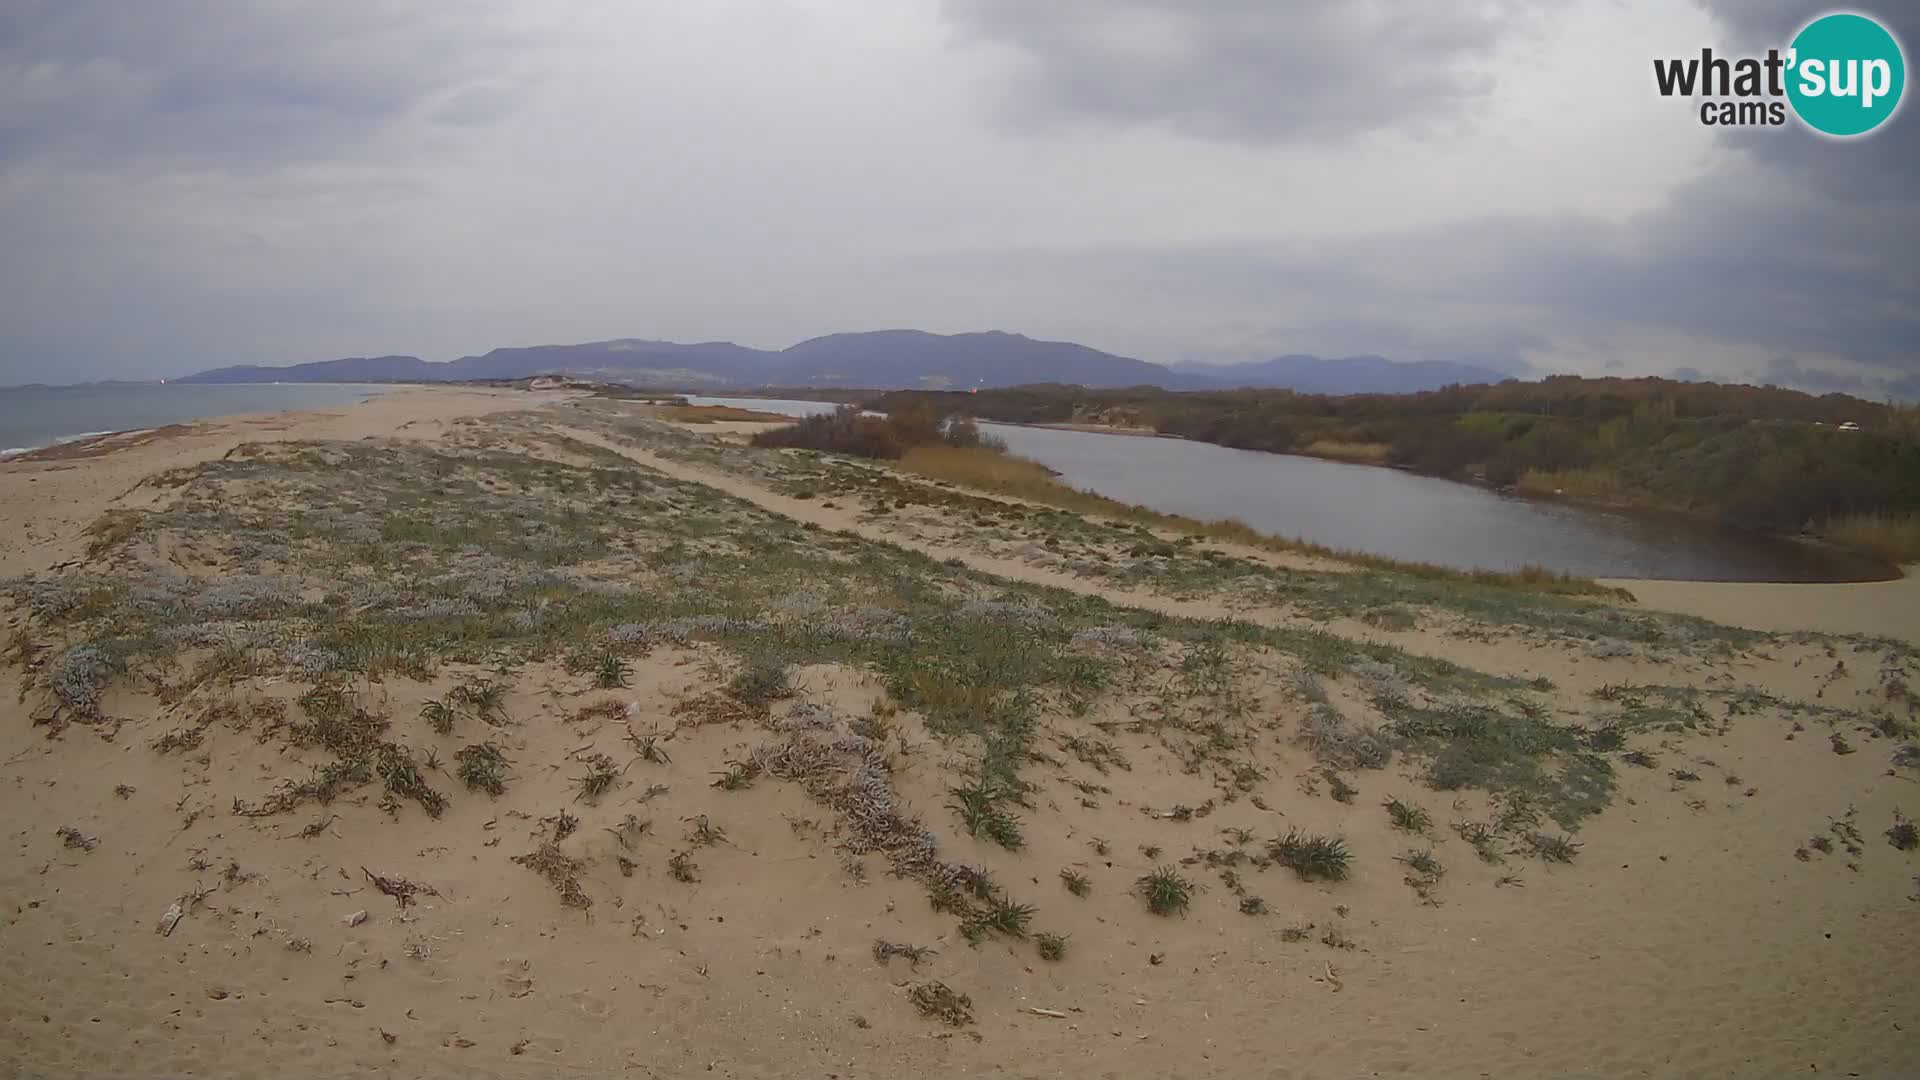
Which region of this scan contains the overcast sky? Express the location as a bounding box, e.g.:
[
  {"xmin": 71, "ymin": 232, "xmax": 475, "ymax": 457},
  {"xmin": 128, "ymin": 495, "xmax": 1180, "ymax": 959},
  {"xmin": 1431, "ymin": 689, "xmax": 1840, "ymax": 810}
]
[{"xmin": 1, "ymin": 1, "xmax": 1914, "ymax": 395}]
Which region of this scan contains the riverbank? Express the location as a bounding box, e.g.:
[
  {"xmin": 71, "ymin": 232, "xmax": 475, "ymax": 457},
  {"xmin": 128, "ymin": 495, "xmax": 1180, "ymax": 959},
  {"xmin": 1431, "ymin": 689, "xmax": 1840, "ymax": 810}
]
[
  {"xmin": 996, "ymin": 422, "xmax": 1910, "ymax": 581},
  {"xmin": 3, "ymin": 391, "xmax": 1917, "ymax": 1077},
  {"xmin": 701, "ymin": 395, "xmax": 1902, "ymax": 583},
  {"xmin": 1038, "ymin": 422, "xmax": 1911, "ymax": 579},
  {"xmin": 866, "ymin": 384, "xmax": 1920, "ymax": 574},
  {"xmin": 680, "ymin": 406, "xmax": 1920, "ymax": 643}
]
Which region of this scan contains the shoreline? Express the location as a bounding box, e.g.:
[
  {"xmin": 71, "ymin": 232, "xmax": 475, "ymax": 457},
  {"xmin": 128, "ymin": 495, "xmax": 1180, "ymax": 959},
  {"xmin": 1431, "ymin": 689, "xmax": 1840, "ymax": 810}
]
[
  {"xmin": 0, "ymin": 382, "xmax": 395, "ymax": 459},
  {"xmin": 0, "ymin": 428, "xmax": 120, "ymax": 458}
]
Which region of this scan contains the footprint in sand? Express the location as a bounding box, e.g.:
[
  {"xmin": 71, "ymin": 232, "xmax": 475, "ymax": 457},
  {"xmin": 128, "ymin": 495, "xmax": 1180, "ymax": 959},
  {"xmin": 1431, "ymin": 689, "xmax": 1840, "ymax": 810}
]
[{"xmin": 565, "ymin": 990, "xmax": 612, "ymax": 1020}]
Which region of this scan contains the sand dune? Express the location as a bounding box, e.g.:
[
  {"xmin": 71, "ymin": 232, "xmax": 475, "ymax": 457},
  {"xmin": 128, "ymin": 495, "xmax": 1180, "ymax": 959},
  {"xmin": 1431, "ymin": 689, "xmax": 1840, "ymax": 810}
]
[{"xmin": 2, "ymin": 388, "xmax": 1916, "ymax": 1078}]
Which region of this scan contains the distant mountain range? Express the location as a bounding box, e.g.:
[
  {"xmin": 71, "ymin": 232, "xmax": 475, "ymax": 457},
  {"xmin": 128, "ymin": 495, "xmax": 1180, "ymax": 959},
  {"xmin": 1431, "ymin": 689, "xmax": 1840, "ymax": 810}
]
[{"xmin": 178, "ymin": 330, "xmax": 1516, "ymax": 395}]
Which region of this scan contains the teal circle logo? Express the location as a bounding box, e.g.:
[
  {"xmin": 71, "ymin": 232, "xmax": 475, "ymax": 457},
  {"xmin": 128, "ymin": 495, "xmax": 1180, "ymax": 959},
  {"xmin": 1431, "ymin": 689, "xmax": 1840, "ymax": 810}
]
[{"xmin": 1787, "ymin": 12, "xmax": 1905, "ymax": 136}]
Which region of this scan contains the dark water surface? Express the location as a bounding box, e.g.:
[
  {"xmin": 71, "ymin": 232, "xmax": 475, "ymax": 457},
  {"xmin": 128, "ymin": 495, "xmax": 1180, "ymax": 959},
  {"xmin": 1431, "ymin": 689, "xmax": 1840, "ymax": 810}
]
[
  {"xmin": 691, "ymin": 396, "xmax": 1890, "ymax": 582},
  {"xmin": 0, "ymin": 383, "xmax": 389, "ymax": 456}
]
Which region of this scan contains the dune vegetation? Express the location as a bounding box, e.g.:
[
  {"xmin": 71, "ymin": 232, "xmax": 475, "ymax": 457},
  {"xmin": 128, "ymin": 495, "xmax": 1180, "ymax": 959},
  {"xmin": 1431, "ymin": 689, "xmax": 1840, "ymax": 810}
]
[{"xmin": 6, "ymin": 394, "xmax": 1919, "ymax": 1077}]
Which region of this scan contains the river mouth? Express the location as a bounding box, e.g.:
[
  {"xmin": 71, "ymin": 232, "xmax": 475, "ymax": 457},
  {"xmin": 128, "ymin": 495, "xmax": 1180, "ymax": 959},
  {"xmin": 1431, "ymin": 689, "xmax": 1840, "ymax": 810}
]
[{"xmin": 685, "ymin": 396, "xmax": 1898, "ymax": 584}]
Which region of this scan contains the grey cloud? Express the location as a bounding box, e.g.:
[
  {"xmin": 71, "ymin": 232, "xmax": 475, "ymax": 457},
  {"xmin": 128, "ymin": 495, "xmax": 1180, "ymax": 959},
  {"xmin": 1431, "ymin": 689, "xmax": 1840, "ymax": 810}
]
[
  {"xmin": 935, "ymin": 0, "xmax": 1920, "ymax": 391},
  {"xmin": 0, "ymin": 0, "xmax": 531, "ymax": 168},
  {"xmin": 2, "ymin": 0, "xmax": 1916, "ymax": 396},
  {"xmin": 1493, "ymin": 186, "xmax": 1920, "ymax": 366},
  {"xmin": 1695, "ymin": 1, "xmax": 1920, "ymax": 201},
  {"xmin": 900, "ymin": 134, "xmax": 1919, "ymax": 394},
  {"xmin": 1696, "ymin": 0, "xmax": 1832, "ymax": 47},
  {"xmin": 943, "ymin": 0, "xmax": 1562, "ymax": 142},
  {"xmin": 1762, "ymin": 356, "xmax": 1870, "ymax": 393},
  {"xmin": 425, "ymin": 84, "xmax": 522, "ymax": 127}
]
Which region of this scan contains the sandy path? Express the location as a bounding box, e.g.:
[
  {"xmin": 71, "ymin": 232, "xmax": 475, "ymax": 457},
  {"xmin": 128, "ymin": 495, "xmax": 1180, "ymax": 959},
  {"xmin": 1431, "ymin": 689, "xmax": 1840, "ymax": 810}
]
[
  {"xmin": 560, "ymin": 427, "xmax": 1208, "ymax": 598},
  {"xmin": 1604, "ymin": 573, "xmax": 1920, "ymax": 644},
  {"xmin": 564, "ymin": 426, "xmax": 1854, "ymax": 700},
  {"xmin": 0, "ymin": 387, "xmax": 579, "ymax": 579},
  {"xmin": 557, "ymin": 427, "xmax": 1542, "ymax": 671}
]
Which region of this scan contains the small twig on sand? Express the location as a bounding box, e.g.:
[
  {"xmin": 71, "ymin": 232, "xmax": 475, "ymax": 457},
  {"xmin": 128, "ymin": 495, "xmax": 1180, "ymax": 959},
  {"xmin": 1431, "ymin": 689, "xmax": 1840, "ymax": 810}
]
[
  {"xmin": 291, "ymin": 815, "xmax": 337, "ymax": 839},
  {"xmin": 362, "ymin": 866, "xmax": 437, "ymax": 908}
]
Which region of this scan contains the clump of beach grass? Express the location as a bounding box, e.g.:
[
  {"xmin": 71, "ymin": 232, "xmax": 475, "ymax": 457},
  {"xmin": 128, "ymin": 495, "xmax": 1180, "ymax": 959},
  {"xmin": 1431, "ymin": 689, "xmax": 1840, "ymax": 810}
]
[
  {"xmin": 908, "ymin": 981, "xmax": 974, "ymax": 1026},
  {"xmin": 1136, "ymin": 866, "xmax": 1193, "ymax": 915},
  {"xmin": 448, "ymin": 676, "xmax": 509, "ymax": 724},
  {"xmin": 1887, "ymin": 811, "xmax": 1918, "ymax": 851},
  {"xmin": 970, "ymin": 893, "xmax": 1035, "ymax": 939},
  {"xmin": 373, "ymin": 744, "xmax": 447, "ymax": 817},
  {"xmin": 1270, "ymin": 830, "xmax": 1352, "ymax": 882},
  {"xmin": 418, "ymin": 697, "xmax": 457, "ymax": 734},
  {"xmin": 873, "ymin": 939, "xmax": 938, "ymax": 970},
  {"xmin": 727, "ymin": 658, "xmax": 792, "ymax": 706},
  {"xmin": 1059, "ymin": 868, "xmax": 1091, "ymax": 896},
  {"xmin": 591, "ymin": 652, "xmax": 631, "ymax": 689},
  {"xmin": 1385, "ymin": 796, "xmax": 1430, "ymax": 833},
  {"xmin": 1523, "ymin": 832, "xmax": 1582, "ymax": 863},
  {"xmin": 574, "ymin": 753, "xmax": 621, "ymax": 803},
  {"xmin": 947, "ymin": 775, "xmax": 1024, "ymax": 850},
  {"xmin": 455, "ymin": 741, "xmax": 510, "ymax": 796},
  {"xmin": 513, "ymin": 843, "xmax": 591, "ymax": 909},
  {"xmin": 667, "ymin": 850, "xmax": 700, "ymax": 882},
  {"xmin": 711, "ymin": 759, "xmax": 760, "ymax": 791}
]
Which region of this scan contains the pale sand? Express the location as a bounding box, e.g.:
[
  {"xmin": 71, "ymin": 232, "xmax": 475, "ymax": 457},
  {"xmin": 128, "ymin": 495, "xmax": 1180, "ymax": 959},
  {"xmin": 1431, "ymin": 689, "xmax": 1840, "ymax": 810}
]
[
  {"xmin": 1604, "ymin": 573, "xmax": 1920, "ymax": 645},
  {"xmin": 0, "ymin": 386, "xmax": 578, "ymax": 579},
  {"xmin": 2, "ymin": 391, "xmax": 1917, "ymax": 1078}
]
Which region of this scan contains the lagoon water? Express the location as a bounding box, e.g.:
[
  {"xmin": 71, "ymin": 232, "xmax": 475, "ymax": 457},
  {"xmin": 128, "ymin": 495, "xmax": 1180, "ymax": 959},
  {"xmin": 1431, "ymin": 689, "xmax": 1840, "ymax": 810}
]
[
  {"xmin": 0, "ymin": 383, "xmax": 389, "ymax": 456},
  {"xmin": 688, "ymin": 395, "xmax": 1888, "ymax": 583}
]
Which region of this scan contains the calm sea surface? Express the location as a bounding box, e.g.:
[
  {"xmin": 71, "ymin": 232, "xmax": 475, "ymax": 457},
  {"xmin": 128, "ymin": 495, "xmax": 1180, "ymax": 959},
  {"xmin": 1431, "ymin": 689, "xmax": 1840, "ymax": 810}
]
[
  {"xmin": 687, "ymin": 395, "xmax": 1890, "ymax": 583},
  {"xmin": 0, "ymin": 383, "xmax": 389, "ymax": 456}
]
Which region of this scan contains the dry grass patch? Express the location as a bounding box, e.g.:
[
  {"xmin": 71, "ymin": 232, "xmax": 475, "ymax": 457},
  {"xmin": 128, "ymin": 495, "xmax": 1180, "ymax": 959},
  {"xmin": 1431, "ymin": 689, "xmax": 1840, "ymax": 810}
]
[
  {"xmin": 653, "ymin": 404, "xmax": 789, "ymax": 424},
  {"xmin": 1820, "ymin": 512, "xmax": 1920, "ymax": 563},
  {"xmin": 513, "ymin": 843, "xmax": 591, "ymax": 909},
  {"xmin": 1303, "ymin": 440, "xmax": 1391, "ymax": 464}
]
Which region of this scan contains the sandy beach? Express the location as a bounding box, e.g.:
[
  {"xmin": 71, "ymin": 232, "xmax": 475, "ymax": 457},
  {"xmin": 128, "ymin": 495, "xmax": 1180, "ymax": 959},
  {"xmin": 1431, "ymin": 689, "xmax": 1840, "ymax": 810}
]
[
  {"xmin": 1603, "ymin": 574, "xmax": 1920, "ymax": 645},
  {"xmin": 3, "ymin": 386, "xmax": 1916, "ymax": 1078}
]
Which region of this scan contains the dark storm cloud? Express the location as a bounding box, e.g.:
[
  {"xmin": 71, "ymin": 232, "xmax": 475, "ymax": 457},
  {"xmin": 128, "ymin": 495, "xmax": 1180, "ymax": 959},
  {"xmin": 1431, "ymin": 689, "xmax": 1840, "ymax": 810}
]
[
  {"xmin": 1496, "ymin": 179, "xmax": 1920, "ymax": 365},
  {"xmin": 0, "ymin": 0, "xmax": 527, "ymax": 168},
  {"xmin": 1682, "ymin": 2, "xmax": 1920, "ymax": 388},
  {"xmin": 943, "ymin": 0, "xmax": 1562, "ymax": 141},
  {"xmin": 1764, "ymin": 355, "xmax": 1869, "ymax": 392}
]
